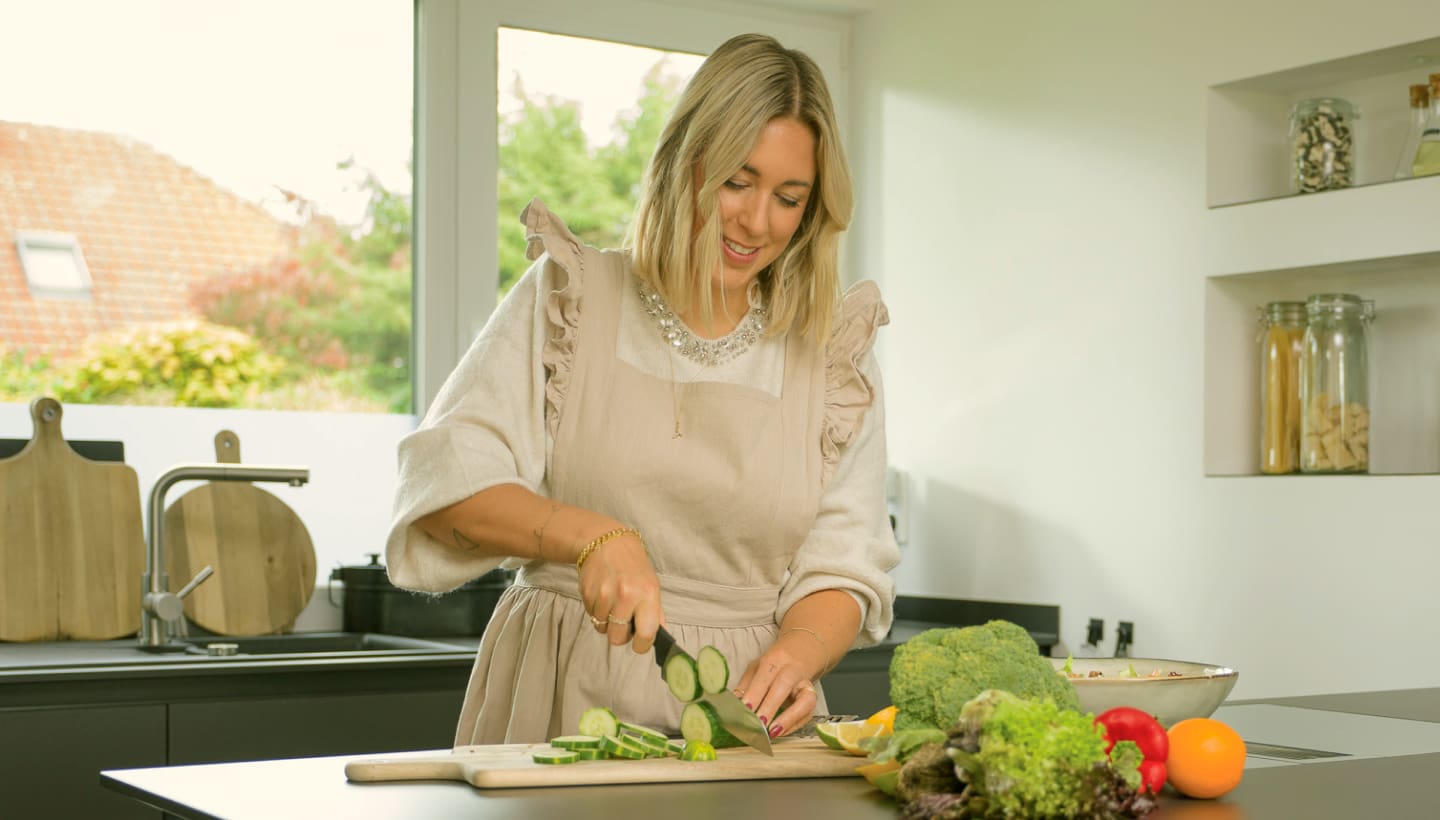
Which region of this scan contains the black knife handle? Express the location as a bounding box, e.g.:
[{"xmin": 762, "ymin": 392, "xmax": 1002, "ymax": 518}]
[{"xmin": 653, "ymin": 625, "xmax": 675, "ymax": 670}]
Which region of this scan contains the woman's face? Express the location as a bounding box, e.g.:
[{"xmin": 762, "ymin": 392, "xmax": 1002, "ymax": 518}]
[{"xmin": 703, "ymin": 116, "xmax": 816, "ymax": 301}]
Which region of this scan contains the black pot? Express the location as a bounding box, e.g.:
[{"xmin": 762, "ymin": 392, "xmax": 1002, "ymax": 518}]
[{"xmin": 330, "ymin": 554, "xmax": 513, "ymax": 637}]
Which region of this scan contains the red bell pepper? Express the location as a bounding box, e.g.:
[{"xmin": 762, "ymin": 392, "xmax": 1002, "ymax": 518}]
[{"xmin": 1095, "ymin": 706, "xmax": 1169, "ymax": 794}]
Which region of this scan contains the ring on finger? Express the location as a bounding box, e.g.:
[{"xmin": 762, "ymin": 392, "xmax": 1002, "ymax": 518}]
[
  {"xmin": 794, "ymin": 680, "xmax": 815, "ymax": 694},
  {"xmin": 589, "ymin": 615, "xmax": 606, "ymax": 628},
  {"xmin": 607, "ymin": 615, "xmax": 631, "ymax": 626}
]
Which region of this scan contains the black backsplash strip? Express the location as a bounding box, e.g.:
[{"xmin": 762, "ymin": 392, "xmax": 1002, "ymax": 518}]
[
  {"xmin": 894, "ymin": 595, "xmax": 1059, "ymax": 647},
  {"xmin": 0, "ymin": 438, "xmax": 126, "ymax": 462}
]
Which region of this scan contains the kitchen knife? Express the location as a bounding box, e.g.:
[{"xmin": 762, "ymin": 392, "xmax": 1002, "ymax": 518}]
[{"xmin": 653, "ymin": 624, "xmax": 773, "ymax": 756}]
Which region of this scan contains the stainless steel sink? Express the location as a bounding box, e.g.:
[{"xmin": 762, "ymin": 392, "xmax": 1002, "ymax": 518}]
[{"xmin": 181, "ymin": 631, "xmax": 462, "ymax": 656}]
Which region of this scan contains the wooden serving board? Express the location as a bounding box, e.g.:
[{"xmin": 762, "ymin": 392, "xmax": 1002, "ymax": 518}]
[
  {"xmin": 0, "ymin": 398, "xmax": 144, "ymax": 641},
  {"xmin": 345, "ymin": 737, "xmax": 862, "ymax": 789},
  {"xmin": 163, "ymin": 431, "xmax": 315, "ymax": 635}
]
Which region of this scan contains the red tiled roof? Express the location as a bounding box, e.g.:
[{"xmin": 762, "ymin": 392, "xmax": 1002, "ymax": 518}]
[{"xmin": 0, "ymin": 121, "xmax": 296, "ymax": 356}]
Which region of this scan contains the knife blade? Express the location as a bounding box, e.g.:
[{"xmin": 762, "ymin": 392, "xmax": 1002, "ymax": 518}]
[{"xmin": 653, "ymin": 624, "xmax": 773, "ymax": 756}]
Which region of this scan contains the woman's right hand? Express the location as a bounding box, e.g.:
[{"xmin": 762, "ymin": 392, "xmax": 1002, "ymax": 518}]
[{"xmin": 576, "ymin": 528, "xmax": 663, "ymax": 655}]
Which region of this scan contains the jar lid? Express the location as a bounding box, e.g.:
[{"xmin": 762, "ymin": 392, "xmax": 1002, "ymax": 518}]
[
  {"xmin": 1291, "ymin": 97, "xmax": 1360, "ymax": 119},
  {"xmin": 1305, "ymin": 292, "xmax": 1373, "ymax": 320},
  {"xmin": 1264, "ymin": 300, "xmax": 1306, "ymax": 322}
]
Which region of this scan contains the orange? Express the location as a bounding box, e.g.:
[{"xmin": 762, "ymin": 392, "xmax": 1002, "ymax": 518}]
[
  {"xmin": 865, "ymin": 705, "xmax": 898, "ymax": 734},
  {"xmin": 1166, "ymin": 718, "xmax": 1247, "ymax": 799}
]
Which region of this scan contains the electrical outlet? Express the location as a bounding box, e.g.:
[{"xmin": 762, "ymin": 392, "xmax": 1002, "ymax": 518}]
[
  {"xmin": 1116, "ymin": 621, "xmax": 1135, "ymax": 658},
  {"xmin": 885, "ymin": 466, "xmax": 909, "ymax": 545},
  {"xmin": 1085, "ymin": 618, "xmax": 1104, "ymax": 647}
]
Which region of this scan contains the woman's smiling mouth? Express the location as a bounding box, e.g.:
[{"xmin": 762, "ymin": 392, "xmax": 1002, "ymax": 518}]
[{"xmin": 723, "ymin": 237, "xmax": 759, "ymax": 263}]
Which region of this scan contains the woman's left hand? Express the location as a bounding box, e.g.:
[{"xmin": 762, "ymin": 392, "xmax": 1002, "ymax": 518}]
[{"xmin": 733, "ymin": 638, "xmax": 825, "ymax": 740}]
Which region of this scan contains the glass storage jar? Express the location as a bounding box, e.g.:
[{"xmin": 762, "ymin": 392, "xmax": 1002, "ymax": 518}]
[
  {"xmin": 1290, "ymin": 97, "xmax": 1358, "ymax": 193},
  {"xmin": 1259, "ymin": 301, "xmax": 1306, "ymax": 474},
  {"xmin": 1299, "ymin": 293, "xmax": 1373, "ymax": 473}
]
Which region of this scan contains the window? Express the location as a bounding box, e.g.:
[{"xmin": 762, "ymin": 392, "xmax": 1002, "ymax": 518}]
[
  {"xmin": 15, "ymin": 232, "xmax": 92, "ymax": 297},
  {"xmin": 0, "ymin": 0, "xmax": 848, "ymax": 589}
]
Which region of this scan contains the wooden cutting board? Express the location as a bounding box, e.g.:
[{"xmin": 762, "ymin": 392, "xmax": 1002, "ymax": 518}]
[
  {"xmin": 0, "ymin": 397, "xmax": 144, "ymax": 641},
  {"xmin": 344, "ymin": 737, "xmax": 862, "ymax": 789},
  {"xmin": 163, "ymin": 431, "xmax": 315, "ymax": 636}
]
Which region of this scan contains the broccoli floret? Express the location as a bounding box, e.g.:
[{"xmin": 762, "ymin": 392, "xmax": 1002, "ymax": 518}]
[{"xmin": 889, "ymin": 620, "xmax": 1080, "ymax": 732}]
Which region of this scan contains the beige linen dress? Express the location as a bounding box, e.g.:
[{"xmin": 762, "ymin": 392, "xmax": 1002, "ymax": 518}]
[{"xmin": 387, "ymin": 200, "xmax": 899, "ymax": 745}]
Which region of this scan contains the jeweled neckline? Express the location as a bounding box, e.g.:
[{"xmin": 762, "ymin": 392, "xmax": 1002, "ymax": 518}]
[{"xmin": 637, "ymin": 282, "xmax": 767, "ymax": 367}]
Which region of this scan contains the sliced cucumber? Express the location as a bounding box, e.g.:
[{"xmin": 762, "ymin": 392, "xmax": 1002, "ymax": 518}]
[
  {"xmin": 666, "ymin": 739, "xmax": 687, "ymax": 756},
  {"xmin": 617, "ymin": 721, "xmax": 669, "ymax": 745},
  {"xmin": 577, "ymin": 706, "xmax": 619, "ymax": 738},
  {"xmin": 696, "ymin": 645, "xmax": 730, "ymax": 694},
  {"xmin": 573, "ymin": 747, "xmax": 606, "ymax": 761},
  {"xmin": 532, "ymin": 749, "xmax": 580, "ymax": 764},
  {"xmin": 679, "ymin": 700, "xmax": 743, "ymax": 749},
  {"xmin": 664, "ymin": 652, "xmax": 702, "ymax": 702},
  {"xmin": 679, "ymin": 740, "xmax": 718, "ymax": 761},
  {"xmin": 599, "ymin": 734, "xmax": 648, "ymax": 760},
  {"xmin": 550, "ymin": 734, "xmax": 603, "ymax": 750}
]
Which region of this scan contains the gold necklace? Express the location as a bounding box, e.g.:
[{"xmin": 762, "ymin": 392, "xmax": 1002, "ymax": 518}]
[{"xmin": 666, "ymin": 349, "xmax": 712, "ymax": 439}]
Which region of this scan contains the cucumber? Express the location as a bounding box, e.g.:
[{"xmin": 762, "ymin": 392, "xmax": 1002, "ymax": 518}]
[
  {"xmin": 600, "ymin": 734, "xmax": 648, "ymax": 760},
  {"xmin": 679, "ymin": 700, "xmax": 743, "ymax": 749},
  {"xmin": 573, "ymin": 747, "xmax": 606, "ymax": 761},
  {"xmin": 696, "ymin": 645, "xmax": 729, "ymax": 694},
  {"xmin": 577, "ymin": 706, "xmax": 619, "ymax": 738},
  {"xmin": 550, "ymin": 735, "xmax": 603, "ymax": 750},
  {"xmin": 679, "ymin": 739, "xmax": 717, "ymax": 761},
  {"xmin": 666, "ymin": 739, "xmax": 687, "ymax": 756},
  {"xmin": 532, "ymin": 748, "xmax": 579, "ymax": 764},
  {"xmin": 664, "ymin": 652, "xmax": 702, "ymax": 702},
  {"xmin": 617, "ymin": 721, "xmax": 669, "ymax": 745}
]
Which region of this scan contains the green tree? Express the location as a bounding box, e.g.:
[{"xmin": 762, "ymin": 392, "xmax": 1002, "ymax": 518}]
[{"xmin": 496, "ymin": 63, "xmax": 684, "ymax": 298}]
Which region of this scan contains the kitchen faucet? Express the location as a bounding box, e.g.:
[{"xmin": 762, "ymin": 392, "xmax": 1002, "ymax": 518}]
[{"xmin": 140, "ymin": 462, "xmax": 310, "ymax": 651}]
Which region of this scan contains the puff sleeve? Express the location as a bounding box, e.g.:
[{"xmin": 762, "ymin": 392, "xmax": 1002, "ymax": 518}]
[
  {"xmin": 776, "ymin": 282, "xmax": 900, "ymax": 648},
  {"xmin": 384, "ymin": 199, "xmax": 582, "ymax": 592}
]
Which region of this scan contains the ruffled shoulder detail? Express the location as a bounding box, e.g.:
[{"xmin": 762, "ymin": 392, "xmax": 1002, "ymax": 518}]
[
  {"xmin": 821, "ymin": 280, "xmax": 890, "ymax": 483},
  {"xmin": 522, "ymin": 198, "xmax": 585, "ymax": 442}
]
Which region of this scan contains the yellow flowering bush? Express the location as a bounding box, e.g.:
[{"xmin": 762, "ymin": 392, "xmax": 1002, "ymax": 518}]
[{"xmin": 52, "ymin": 320, "xmax": 280, "ymax": 408}]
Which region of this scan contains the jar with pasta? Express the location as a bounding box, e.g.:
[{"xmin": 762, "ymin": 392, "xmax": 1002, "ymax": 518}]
[
  {"xmin": 1299, "ymin": 293, "xmax": 1373, "ymax": 474},
  {"xmin": 1289, "ymin": 97, "xmax": 1358, "ymax": 193},
  {"xmin": 1259, "ymin": 301, "xmax": 1305, "ymax": 474}
]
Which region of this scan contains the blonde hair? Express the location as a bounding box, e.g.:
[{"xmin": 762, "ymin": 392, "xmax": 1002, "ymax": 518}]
[{"xmin": 628, "ymin": 33, "xmax": 853, "ymax": 343}]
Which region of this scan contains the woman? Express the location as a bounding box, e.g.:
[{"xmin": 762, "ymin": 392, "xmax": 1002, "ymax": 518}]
[{"xmin": 386, "ymin": 32, "xmax": 899, "ymax": 745}]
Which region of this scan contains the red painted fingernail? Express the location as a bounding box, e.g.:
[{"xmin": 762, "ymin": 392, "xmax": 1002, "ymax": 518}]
[
  {"xmin": 769, "ymin": 723, "xmax": 783, "ymax": 738},
  {"xmin": 745, "ymin": 702, "xmax": 754, "ymax": 710},
  {"xmin": 759, "ymin": 714, "xmax": 768, "ymax": 726}
]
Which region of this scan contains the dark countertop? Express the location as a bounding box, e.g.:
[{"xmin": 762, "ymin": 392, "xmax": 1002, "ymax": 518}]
[{"xmin": 101, "ymin": 688, "xmax": 1440, "ymax": 820}]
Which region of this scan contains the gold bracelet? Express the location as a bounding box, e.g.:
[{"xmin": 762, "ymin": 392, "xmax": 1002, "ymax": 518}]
[
  {"xmin": 575, "ymin": 527, "xmax": 642, "ymax": 573},
  {"xmin": 782, "ymin": 626, "xmax": 832, "ymax": 672}
]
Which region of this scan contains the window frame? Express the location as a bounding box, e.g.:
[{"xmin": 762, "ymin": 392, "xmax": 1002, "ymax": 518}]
[{"xmin": 15, "ymin": 230, "xmax": 93, "ymax": 299}]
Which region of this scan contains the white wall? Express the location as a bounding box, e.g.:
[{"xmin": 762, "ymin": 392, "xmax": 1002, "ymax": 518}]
[{"xmin": 850, "ymin": 0, "xmax": 1440, "ymax": 699}]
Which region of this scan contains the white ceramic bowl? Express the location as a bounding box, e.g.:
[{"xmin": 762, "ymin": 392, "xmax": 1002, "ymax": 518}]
[{"xmin": 1051, "ymin": 657, "xmax": 1239, "ymax": 727}]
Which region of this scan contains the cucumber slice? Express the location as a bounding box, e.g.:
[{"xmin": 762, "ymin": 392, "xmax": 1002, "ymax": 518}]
[
  {"xmin": 666, "ymin": 739, "xmax": 687, "ymax": 756},
  {"xmin": 696, "ymin": 645, "xmax": 730, "ymax": 694},
  {"xmin": 679, "ymin": 740, "xmax": 718, "ymax": 761},
  {"xmin": 532, "ymin": 749, "xmax": 580, "ymax": 764},
  {"xmin": 599, "ymin": 734, "xmax": 648, "ymax": 760},
  {"xmin": 550, "ymin": 735, "xmax": 603, "ymax": 750},
  {"xmin": 617, "ymin": 721, "xmax": 669, "ymax": 745},
  {"xmin": 664, "ymin": 652, "xmax": 702, "ymax": 702},
  {"xmin": 577, "ymin": 706, "xmax": 619, "ymax": 738},
  {"xmin": 679, "ymin": 700, "xmax": 743, "ymax": 749},
  {"xmin": 573, "ymin": 748, "xmax": 606, "ymax": 761}
]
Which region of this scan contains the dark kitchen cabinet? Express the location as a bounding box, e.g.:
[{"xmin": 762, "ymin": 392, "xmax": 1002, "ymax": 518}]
[
  {"xmin": 0, "ymin": 703, "xmax": 167, "ymax": 820},
  {"xmin": 169, "ymin": 689, "xmax": 465, "ymax": 764}
]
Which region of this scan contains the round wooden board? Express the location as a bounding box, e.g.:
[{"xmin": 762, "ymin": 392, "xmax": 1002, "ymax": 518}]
[{"xmin": 162, "ymin": 431, "xmax": 315, "ymax": 636}]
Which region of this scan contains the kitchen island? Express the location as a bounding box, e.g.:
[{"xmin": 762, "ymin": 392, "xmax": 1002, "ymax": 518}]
[{"xmin": 101, "ymin": 688, "xmax": 1440, "ymax": 820}]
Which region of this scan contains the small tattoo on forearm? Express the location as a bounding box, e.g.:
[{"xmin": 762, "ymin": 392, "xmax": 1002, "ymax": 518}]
[
  {"xmin": 533, "ymin": 503, "xmax": 561, "ymax": 560},
  {"xmin": 453, "ymin": 528, "xmax": 483, "ymax": 551}
]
